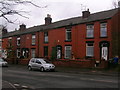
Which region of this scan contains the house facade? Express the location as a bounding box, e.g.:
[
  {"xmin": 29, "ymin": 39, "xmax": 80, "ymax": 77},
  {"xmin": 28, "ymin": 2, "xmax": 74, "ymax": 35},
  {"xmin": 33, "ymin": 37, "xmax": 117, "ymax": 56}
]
[{"xmin": 1, "ymin": 8, "xmax": 120, "ymax": 66}]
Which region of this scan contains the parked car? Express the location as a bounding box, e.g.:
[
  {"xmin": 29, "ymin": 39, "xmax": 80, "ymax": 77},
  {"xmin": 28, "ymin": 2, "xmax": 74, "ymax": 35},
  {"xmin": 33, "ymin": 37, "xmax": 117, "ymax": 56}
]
[
  {"xmin": 28, "ymin": 58, "xmax": 55, "ymax": 71},
  {"xmin": 0, "ymin": 58, "xmax": 8, "ymax": 67}
]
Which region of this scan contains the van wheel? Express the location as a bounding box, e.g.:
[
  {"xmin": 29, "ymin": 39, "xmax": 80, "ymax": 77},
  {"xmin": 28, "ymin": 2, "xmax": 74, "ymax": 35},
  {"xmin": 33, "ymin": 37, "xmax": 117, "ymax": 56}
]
[
  {"xmin": 40, "ymin": 67, "xmax": 44, "ymax": 72},
  {"xmin": 28, "ymin": 66, "xmax": 32, "ymax": 71}
]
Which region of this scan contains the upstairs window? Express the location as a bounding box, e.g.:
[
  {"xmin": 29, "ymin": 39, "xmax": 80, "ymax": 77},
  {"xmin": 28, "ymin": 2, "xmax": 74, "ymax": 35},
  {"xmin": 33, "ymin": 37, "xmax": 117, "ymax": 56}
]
[
  {"xmin": 0, "ymin": 39, "xmax": 2, "ymax": 49},
  {"xmin": 8, "ymin": 37, "xmax": 12, "ymax": 47},
  {"xmin": 100, "ymin": 23, "xmax": 107, "ymax": 37},
  {"xmin": 86, "ymin": 25, "xmax": 94, "ymax": 38},
  {"xmin": 44, "ymin": 32, "xmax": 48, "ymax": 43},
  {"xmin": 86, "ymin": 43, "xmax": 94, "ymax": 57},
  {"xmin": 32, "ymin": 34, "xmax": 36, "ymax": 45},
  {"xmin": 17, "ymin": 37, "xmax": 20, "ymax": 46},
  {"xmin": 44, "ymin": 46, "xmax": 48, "ymax": 57},
  {"xmin": 66, "ymin": 28, "xmax": 71, "ymax": 41}
]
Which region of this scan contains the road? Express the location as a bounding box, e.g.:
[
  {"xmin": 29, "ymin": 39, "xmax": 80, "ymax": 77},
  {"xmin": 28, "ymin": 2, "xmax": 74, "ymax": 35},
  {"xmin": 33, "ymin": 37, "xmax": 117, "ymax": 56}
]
[{"xmin": 2, "ymin": 65, "xmax": 119, "ymax": 89}]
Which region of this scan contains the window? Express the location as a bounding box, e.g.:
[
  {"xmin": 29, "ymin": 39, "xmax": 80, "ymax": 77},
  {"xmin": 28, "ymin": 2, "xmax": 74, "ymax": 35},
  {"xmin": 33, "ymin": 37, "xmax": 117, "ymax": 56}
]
[
  {"xmin": 22, "ymin": 48, "xmax": 29, "ymax": 58},
  {"xmin": 44, "ymin": 32, "xmax": 48, "ymax": 43},
  {"xmin": 17, "ymin": 37, "xmax": 20, "ymax": 46},
  {"xmin": 31, "ymin": 49, "xmax": 36, "ymax": 58},
  {"xmin": 36, "ymin": 60, "xmax": 41, "ymax": 64},
  {"xmin": 17, "ymin": 49, "xmax": 20, "ymax": 58},
  {"xmin": 8, "ymin": 37, "xmax": 12, "ymax": 47},
  {"xmin": 100, "ymin": 23, "xmax": 107, "ymax": 37},
  {"xmin": 32, "ymin": 34, "xmax": 36, "ymax": 45},
  {"xmin": 44, "ymin": 46, "xmax": 48, "ymax": 57},
  {"xmin": 66, "ymin": 29, "xmax": 71, "ymax": 41},
  {"xmin": 86, "ymin": 25, "xmax": 94, "ymax": 38},
  {"xmin": 86, "ymin": 43, "xmax": 94, "ymax": 57},
  {"xmin": 65, "ymin": 46, "xmax": 72, "ymax": 59},
  {"xmin": 0, "ymin": 39, "xmax": 2, "ymax": 49}
]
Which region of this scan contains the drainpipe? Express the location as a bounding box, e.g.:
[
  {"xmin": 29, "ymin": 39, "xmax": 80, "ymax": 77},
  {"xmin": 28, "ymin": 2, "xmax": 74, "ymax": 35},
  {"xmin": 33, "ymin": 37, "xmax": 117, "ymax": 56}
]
[{"xmin": 38, "ymin": 31, "xmax": 40, "ymax": 57}]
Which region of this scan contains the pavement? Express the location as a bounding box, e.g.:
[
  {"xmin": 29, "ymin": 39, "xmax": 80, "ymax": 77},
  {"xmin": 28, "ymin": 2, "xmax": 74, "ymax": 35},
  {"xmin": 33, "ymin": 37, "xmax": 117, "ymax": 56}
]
[
  {"xmin": 2, "ymin": 64, "xmax": 120, "ymax": 89},
  {"xmin": 56, "ymin": 66, "xmax": 119, "ymax": 76}
]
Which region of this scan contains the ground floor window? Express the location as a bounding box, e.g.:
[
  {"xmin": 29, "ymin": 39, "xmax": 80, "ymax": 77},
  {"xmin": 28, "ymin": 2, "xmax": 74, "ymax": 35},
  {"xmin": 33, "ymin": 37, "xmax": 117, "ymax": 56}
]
[
  {"xmin": 17, "ymin": 49, "xmax": 21, "ymax": 58},
  {"xmin": 31, "ymin": 49, "xmax": 36, "ymax": 58},
  {"xmin": 65, "ymin": 46, "xmax": 72, "ymax": 59},
  {"xmin": 86, "ymin": 43, "xmax": 94, "ymax": 57},
  {"xmin": 21, "ymin": 48, "xmax": 29, "ymax": 58}
]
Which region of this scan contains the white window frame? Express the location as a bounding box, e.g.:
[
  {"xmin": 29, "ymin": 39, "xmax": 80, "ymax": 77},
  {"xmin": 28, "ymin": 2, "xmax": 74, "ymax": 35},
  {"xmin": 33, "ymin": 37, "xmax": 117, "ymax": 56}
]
[
  {"xmin": 65, "ymin": 46, "xmax": 72, "ymax": 59},
  {"xmin": 17, "ymin": 37, "xmax": 20, "ymax": 46},
  {"xmin": 31, "ymin": 49, "xmax": 36, "ymax": 58},
  {"xmin": 86, "ymin": 25, "xmax": 94, "ymax": 38},
  {"xmin": 32, "ymin": 34, "xmax": 36, "ymax": 45},
  {"xmin": 44, "ymin": 32, "xmax": 48, "ymax": 43},
  {"xmin": 86, "ymin": 43, "xmax": 94, "ymax": 57},
  {"xmin": 100, "ymin": 23, "xmax": 107, "ymax": 37},
  {"xmin": 66, "ymin": 29, "xmax": 71, "ymax": 41}
]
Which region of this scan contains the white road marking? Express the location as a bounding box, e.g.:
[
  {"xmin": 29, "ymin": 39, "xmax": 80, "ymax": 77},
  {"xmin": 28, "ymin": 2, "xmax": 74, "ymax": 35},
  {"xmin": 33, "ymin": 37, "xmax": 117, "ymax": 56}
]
[
  {"xmin": 14, "ymin": 83, "xmax": 20, "ymax": 87},
  {"xmin": 21, "ymin": 85, "xmax": 29, "ymax": 88},
  {"xmin": 3, "ymin": 80, "xmax": 17, "ymax": 90}
]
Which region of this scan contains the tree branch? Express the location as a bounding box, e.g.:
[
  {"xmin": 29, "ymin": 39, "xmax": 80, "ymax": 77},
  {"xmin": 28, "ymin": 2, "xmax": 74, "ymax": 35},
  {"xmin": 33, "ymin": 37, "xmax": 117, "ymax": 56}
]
[{"xmin": 0, "ymin": 0, "xmax": 44, "ymax": 23}]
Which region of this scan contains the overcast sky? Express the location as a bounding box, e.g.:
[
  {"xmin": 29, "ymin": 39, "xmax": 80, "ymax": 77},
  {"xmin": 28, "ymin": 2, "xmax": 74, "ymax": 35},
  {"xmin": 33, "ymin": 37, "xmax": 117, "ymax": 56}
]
[{"xmin": 2, "ymin": 0, "xmax": 118, "ymax": 32}]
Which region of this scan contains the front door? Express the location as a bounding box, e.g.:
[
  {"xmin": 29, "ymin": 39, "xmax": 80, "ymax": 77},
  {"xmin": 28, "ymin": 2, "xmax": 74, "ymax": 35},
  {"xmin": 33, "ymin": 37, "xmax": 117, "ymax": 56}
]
[
  {"xmin": 101, "ymin": 47, "xmax": 108, "ymax": 61},
  {"xmin": 56, "ymin": 45, "xmax": 62, "ymax": 59},
  {"xmin": 100, "ymin": 41, "xmax": 110, "ymax": 61}
]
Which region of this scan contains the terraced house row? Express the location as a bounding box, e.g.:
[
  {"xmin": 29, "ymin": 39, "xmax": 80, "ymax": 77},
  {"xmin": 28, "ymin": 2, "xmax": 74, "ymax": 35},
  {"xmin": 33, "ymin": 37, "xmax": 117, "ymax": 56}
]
[{"xmin": 1, "ymin": 8, "xmax": 120, "ymax": 66}]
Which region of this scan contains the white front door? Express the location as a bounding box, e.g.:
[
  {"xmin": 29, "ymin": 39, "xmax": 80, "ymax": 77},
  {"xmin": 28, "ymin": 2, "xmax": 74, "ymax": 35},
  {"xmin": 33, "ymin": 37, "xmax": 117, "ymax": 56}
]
[
  {"xmin": 102, "ymin": 47, "xmax": 108, "ymax": 61},
  {"xmin": 57, "ymin": 49, "xmax": 61, "ymax": 59}
]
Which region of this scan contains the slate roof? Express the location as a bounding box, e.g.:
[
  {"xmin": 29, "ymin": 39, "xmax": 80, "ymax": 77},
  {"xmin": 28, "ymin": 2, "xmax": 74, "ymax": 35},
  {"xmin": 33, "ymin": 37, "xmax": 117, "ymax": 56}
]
[{"xmin": 2, "ymin": 8, "xmax": 118, "ymax": 38}]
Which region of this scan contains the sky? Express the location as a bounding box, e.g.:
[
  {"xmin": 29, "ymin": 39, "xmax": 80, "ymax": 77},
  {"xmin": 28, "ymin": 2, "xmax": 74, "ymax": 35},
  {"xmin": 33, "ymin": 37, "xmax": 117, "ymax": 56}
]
[{"xmin": 1, "ymin": 0, "xmax": 118, "ymax": 32}]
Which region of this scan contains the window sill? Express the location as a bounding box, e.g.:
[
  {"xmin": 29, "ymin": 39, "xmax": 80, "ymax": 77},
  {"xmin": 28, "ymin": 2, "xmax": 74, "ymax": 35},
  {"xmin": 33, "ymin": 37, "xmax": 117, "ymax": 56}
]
[
  {"xmin": 86, "ymin": 37, "xmax": 94, "ymax": 39},
  {"xmin": 31, "ymin": 44, "xmax": 36, "ymax": 46},
  {"xmin": 100, "ymin": 37, "xmax": 108, "ymax": 38},
  {"xmin": 65, "ymin": 40, "xmax": 72, "ymax": 42},
  {"xmin": 44, "ymin": 42, "xmax": 49, "ymax": 44},
  {"xmin": 85, "ymin": 56, "xmax": 94, "ymax": 59}
]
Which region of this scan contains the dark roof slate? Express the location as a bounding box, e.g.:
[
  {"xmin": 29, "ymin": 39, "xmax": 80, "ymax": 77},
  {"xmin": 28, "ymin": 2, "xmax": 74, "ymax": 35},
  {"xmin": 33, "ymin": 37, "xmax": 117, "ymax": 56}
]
[{"xmin": 2, "ymin": 8, "xmax": 118, "ymax": 38}]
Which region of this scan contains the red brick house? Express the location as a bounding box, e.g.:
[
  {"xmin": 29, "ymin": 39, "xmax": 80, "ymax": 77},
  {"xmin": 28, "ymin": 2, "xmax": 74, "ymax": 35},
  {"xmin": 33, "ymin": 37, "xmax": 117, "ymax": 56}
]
[{"xmin": 1, "ymin": 8, "xmax": 120, "ymax": 67}]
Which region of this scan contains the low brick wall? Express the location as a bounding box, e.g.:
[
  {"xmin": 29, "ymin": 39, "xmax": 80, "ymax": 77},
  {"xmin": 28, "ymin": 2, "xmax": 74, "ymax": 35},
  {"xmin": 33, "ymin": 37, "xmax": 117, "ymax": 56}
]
[
  {"xmin": 6, "ymin": 58, "xmax": 29, "ymax": 65},
  {"xmin": 6, "ymin": 58, "xmax": 109, "ymax": 68},
  {"xmin": 19, "ymin": 59, "xmax": 29, "ymax": 65},
  {"xmin": 52, "ymin": 59, "xmax": 95, "ymax": 68}
]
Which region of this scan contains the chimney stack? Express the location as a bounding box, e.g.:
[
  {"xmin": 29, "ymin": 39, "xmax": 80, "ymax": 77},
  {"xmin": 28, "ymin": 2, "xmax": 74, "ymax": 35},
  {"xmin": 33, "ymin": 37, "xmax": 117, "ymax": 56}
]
[
  {"xmin": 82, "ymin": 9, "xmax": 90, "ymax": 18},
  {"xmin": 19, "ymin": 24, "xmax": 26, "ymax": 31},
  {"xmin": 118, "ymin": 1, "xmax": 120, "ymax": 8},
  {"xmin": 45, "ymin": 14, "xmax": 52, "ymax": 25},
  {"xmin": 2, "ymin": 27, "xmax": 8, "ymax": 34}
]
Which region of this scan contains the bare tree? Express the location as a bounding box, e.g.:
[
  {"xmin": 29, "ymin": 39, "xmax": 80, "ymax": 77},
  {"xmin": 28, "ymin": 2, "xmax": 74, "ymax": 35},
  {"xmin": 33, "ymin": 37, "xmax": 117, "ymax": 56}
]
[
  {"xmin": 0, "ymin": 0, "xmax": 45, "ymax": 23},
  {"xmin": 112, "ymin": 0, "xmax": 120, "ymax": 8}
]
